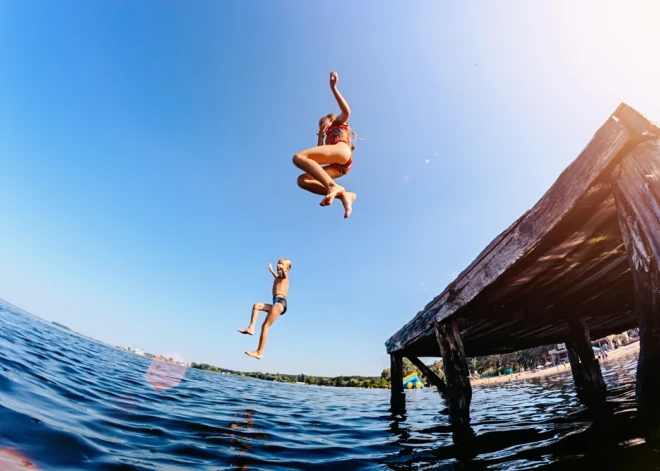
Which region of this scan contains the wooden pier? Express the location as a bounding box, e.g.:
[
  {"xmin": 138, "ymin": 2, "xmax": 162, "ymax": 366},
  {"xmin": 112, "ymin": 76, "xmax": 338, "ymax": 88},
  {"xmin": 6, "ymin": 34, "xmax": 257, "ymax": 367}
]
[{"xmin": 385, "ymin": 103, "xmax": 660, "ymax": 445}]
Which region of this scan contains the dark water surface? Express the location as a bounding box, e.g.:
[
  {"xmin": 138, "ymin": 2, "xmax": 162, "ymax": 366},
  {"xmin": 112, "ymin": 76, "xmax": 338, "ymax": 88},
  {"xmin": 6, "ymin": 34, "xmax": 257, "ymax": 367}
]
[{"xmin": 1, "ymin": 300, "xmax": 659, "ymax": 470}]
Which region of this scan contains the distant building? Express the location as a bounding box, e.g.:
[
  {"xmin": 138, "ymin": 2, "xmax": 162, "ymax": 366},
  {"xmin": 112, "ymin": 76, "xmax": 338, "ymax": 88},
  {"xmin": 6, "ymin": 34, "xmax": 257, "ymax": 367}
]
[{"xmin": 549, "ymin": 343, "xmax": 568, "ymax": 365}]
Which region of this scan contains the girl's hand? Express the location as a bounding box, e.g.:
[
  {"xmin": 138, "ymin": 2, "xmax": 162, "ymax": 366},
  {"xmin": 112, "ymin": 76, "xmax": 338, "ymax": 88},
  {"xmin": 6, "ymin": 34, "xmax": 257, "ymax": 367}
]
[{"xmin": 330, "ymin": 71, "xmax": 338, "ymax": 87}]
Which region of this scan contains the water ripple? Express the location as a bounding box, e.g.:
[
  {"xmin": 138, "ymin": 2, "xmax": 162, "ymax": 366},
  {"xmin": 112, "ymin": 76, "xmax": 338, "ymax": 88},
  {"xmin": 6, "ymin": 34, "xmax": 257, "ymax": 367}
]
[{"xmin": 1, "ymin": 301, "xmax": 658, "ymax": 470}]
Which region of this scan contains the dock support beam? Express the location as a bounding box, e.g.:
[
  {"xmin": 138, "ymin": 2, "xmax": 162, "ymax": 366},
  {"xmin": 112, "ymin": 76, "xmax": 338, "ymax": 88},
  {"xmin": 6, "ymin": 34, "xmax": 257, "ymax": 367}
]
[
  {"xmin": 565, "ymin": 338, "xmax": 584, "ymax": 391},
  {"xmin": 389, "ymin": 353, "xmax": 406, "ymax": 415},
  {"xmin": 434, "ymin": 320, "xmax": 476, "ymax": 445},
  {"xmin": 613, "ymin": 140, "xmax": 660, "ymax": 440},
  {"xmin": 566, "ymin": 316, "xmax": 606, "ymax": 402},
  {"xmin": 406, "ymin": 355, "xmax": 448, "ymax": 398}
]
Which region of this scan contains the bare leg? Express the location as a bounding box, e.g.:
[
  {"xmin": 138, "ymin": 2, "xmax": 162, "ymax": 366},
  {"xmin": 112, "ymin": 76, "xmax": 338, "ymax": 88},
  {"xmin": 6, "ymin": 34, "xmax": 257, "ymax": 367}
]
[
  {"xmin": 296, "ymin": 165, "xmax": 345, "ymax": 196},
  {"xmin": 299, "ymin": 178, "xmax": 357, "ymax": 218},
  {"xmin": 292, "ymin": 143, "xmax": 352, "ymax": 206},
  {"xmin": 297, "ymin": 177, "xmax": 326, "ymax": 196},
  {"xmin": 297, "ymin": 165, "xmax": 357, "ymax": 217},
  {"xmin": 238, "ymin": 303, "xmax": 271, "ymax": 335},
  {"xmin": 245, "ymin": 302, "xmax": 284, "ymax": 359}
]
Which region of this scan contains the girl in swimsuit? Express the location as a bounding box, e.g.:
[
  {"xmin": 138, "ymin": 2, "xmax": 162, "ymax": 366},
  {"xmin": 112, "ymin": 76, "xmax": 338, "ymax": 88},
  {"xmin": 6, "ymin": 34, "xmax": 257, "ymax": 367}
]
[{"xmin": 292, "ymin": 72, "xmax": 358, "ymax": 219}]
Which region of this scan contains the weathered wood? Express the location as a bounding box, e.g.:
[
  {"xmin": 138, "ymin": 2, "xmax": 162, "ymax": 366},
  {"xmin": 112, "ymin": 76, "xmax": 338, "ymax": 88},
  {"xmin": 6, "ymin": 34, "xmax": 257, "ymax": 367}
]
[
  {"xmin": 389, "ymin": 354, "xmax": 405, "ymax": 415},
  {"xmin": 565, "ymin": 338, "xmax": 584, "ymax": 390},
  {"xmin": 616, "ymin": 103, "xmax": 660, "ymax": 138},
  {"xmin": 406, "ymin": 355, "xmax": 448, "ymax": 397},
  {"xmin": 612, "ymin": 140, "xmax": 660, "ymax": 439},
  {"xmin": 402, "ymin": 302, "xmax": 638, "ymax": 358},
  {"xmin": 483, "ymin": 182, "xmax": 616, "ymax": 303},
  {"xmin": 435, "ymin": 320, "xmax": 475, "ymax": 445},
  {"xmin": 566, "ymin": 315, "xmax": 606, "ymax": 401},
  {"xmin": 387, "ymin": 114, "xmax": 633, "ymax": 353}
]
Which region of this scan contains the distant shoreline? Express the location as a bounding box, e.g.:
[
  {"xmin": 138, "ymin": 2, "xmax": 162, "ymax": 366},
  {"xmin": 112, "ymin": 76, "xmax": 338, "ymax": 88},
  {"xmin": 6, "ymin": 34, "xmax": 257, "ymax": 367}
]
[{"xmin": 468, "ymin": 341, "xmax": 640, "ymax": 386}]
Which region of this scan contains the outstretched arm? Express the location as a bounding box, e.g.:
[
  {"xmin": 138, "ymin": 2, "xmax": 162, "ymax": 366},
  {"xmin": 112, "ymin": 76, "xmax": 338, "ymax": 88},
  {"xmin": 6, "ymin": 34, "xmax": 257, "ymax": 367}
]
[{"xmin": 329, "ymin": 72, "xmax": 350, "ymax": 124}]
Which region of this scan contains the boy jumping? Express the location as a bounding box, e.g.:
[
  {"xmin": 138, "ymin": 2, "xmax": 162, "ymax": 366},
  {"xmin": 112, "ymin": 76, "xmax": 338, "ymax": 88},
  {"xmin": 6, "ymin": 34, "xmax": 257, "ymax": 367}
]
[{"xmin": 238, "ymin": 259, "xmax": 291, "ymax": 359}]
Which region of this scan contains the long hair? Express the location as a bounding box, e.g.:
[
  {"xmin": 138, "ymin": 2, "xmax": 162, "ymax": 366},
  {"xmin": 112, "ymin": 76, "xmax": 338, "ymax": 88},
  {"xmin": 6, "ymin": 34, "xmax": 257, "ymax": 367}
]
[{"xmin": 320, "ymin": 113, "xmax": 363, "ymax": 150}]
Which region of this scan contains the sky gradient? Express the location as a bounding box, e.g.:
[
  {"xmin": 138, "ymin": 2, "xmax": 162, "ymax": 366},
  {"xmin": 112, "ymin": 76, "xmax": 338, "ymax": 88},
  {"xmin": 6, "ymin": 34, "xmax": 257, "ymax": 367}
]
[{"xmin": 1, "ymin": 0, "xmax": 660, "ymax": 376}]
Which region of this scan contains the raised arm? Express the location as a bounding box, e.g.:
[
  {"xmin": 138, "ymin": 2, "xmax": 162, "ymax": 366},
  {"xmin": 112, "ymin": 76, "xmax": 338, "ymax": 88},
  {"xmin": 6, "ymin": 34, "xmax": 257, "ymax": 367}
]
[
  {"xmin": 268, "ymin": 263, "xmax": 277, "ymax": 278},
  {"xmin": 329, "ymin": 72, "xmax": 350, "ymax": 124}
]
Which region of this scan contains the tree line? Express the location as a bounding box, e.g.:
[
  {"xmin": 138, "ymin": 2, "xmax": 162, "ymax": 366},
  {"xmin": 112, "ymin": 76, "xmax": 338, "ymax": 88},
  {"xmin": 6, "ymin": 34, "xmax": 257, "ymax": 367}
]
[
  {"xmin": 191, "ymin": 363, "xmax": 390, "ymax": 388},
  {"xmin": 192, "ymin": 333, "xmax": 637, "ymax": 389}
]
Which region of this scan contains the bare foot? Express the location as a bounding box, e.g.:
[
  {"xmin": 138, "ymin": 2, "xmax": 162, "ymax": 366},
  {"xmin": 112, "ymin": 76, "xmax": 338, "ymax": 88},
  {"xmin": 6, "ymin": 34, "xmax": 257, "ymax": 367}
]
[
  {"xmin": 338, "ymin": 192, "xmax": 357, "ymax": 219},
  {"xmin": 320, "ymin": 184, "xmax": 345, "ymax": 207},
  {"xmin": 237, "ymin": 328, "xmax": 254, "ymax": 335},
  {"xmin": 245, "ymin": 350, "xmax": 262, "ymax": 359}
]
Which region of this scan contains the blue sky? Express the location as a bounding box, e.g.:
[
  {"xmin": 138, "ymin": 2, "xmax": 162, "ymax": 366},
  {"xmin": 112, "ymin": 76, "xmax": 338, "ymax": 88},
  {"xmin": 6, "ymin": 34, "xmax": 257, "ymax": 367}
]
[{"xmin": 1, "ymin": 1, "xmax": 659, "ymax": 377}]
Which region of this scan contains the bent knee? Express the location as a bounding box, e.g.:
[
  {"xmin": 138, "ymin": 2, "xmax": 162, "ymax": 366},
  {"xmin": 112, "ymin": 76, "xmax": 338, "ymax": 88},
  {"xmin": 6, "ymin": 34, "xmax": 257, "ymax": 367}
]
[
  {"xmin": 253, "ymin": 303, "xmax": 265, "ymax": 311},
  {"xmin": 292, "ymin": 153, "xmax": 305, "ymax": 166},
  {"xmin": 296, "ymin": 174, "xmax": 310, "ymax": 187}
]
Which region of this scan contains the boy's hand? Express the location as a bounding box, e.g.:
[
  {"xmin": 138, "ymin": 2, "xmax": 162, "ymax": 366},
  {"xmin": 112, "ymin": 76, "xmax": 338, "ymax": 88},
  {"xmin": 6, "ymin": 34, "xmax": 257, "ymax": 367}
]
[
  {"xmin": 330, "ymin": 71, "xmax": 338, "ymax": 87},
  {"xmin": 268, "ymin": 263, "xmax": 274, "ymax": 271}
]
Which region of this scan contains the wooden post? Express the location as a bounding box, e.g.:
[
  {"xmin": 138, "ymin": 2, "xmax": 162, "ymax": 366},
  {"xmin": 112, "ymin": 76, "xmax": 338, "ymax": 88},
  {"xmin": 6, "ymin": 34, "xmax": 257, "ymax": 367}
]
[
  {"xmin": 406, "ymin": 355, "xmax": 448, "ymax": 398},
  {"xmin": 566, "ymin": 316, "xmax": 606, "ymax": 402},
  {"xmin": 389, "ymin": 353, "xmax": 406, "ymax": 415},
  {"xmin": 434, "ymin": 320, "xmax": 476, "ymax": 445},
  {"xmin": 565, "ymin": 338, "xmax": 584, "ymax": 391},
  {"xmin": 612, "ymin": 140, "xmax": 660, "ymax": 439}
]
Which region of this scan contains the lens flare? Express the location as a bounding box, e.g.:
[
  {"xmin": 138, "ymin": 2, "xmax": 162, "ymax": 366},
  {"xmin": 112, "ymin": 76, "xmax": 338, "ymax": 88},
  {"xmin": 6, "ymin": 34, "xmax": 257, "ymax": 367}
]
[
  {"xmin": 145, "ymin": 352, "xmax": 188, "ymax": 392},
  {"xmin": 0, "ymin": 448, "xmax": 38, "ymax": 469}
]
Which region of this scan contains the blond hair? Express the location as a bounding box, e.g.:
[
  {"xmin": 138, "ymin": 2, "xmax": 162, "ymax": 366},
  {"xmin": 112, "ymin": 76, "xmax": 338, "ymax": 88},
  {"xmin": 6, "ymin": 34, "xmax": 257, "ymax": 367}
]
[{"xmin": 279, "ymin": 258, "xmax": 292, "ymax": 270}]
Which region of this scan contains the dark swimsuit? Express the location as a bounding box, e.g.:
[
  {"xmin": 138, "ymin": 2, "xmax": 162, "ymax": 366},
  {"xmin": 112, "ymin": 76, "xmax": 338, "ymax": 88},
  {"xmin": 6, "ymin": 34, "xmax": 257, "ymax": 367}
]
[{"xmin": 273, "ymin": 295, "xmax": 287, "ymax": 314}]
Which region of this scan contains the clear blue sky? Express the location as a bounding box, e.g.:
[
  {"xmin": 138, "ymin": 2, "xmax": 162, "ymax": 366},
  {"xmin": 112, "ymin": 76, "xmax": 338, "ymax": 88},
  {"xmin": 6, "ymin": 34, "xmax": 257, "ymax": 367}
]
[{"xmin": 1, "ymin": 1, "xmax": 659, "ymax": 377}]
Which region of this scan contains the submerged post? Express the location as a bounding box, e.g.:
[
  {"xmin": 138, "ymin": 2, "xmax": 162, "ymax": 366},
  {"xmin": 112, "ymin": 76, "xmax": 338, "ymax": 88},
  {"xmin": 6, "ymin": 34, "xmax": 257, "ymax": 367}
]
[
  {"xmin": 612, "ymin": 140, "xmax": 660, "ymax": 440},
  {"xmin": 565, "ymin": 316, "xmax": 606, "ymax": 402},
  {"xmin": 389, "ymin": 353, "xmax": 406, "ymax": 415},
  {"xmin": 434, "ymin": 320, "xmax": 476, "ymax": 445},
  {"xmin": 565, "ymin": 338, "xmax": 585, "ymax": 391}
]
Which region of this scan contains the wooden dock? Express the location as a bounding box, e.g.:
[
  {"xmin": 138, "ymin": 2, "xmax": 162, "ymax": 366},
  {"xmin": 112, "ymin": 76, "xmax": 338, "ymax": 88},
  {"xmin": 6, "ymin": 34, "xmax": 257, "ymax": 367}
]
[{"xmin": 385, "ymin": 103, "xmax": 660, "ymax": 445}]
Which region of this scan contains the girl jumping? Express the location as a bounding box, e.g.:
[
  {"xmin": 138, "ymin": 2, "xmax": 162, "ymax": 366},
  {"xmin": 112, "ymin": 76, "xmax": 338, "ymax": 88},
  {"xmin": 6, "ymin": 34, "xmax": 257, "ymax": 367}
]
[{"xmin": 292, "ymin": 72, "xmax": 357, "ymax": 219}]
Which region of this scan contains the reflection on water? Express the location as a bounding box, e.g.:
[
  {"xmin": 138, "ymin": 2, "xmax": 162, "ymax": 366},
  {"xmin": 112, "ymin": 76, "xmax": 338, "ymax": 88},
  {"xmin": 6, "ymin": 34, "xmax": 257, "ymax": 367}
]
[
  {"xmin": 1, "ymin": 300, "xmax": 659, "ymax": 470},
  {"xmin": 0, "ymin": 447, "xmax": 38, "ymax": 470}
]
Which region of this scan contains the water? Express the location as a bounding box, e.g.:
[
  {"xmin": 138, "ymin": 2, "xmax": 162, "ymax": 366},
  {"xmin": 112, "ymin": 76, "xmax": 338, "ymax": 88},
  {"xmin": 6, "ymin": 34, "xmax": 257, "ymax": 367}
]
[{"xmin": 1, "ymin": 301, "xmax": 659, "ymax": 470}]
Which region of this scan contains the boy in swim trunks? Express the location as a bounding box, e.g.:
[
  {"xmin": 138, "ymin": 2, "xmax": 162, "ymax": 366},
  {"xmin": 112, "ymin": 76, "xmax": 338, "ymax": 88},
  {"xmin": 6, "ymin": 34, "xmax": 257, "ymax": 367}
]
[{"xmin": 238, "ymin": 258, "xmax": 291, "ymax": 360}]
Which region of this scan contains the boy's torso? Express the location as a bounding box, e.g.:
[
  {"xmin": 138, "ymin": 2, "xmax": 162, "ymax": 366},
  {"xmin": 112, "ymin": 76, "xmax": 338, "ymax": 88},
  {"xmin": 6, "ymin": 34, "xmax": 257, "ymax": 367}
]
[{"xmin": 272, "ymin": 277, "xmax": 289, "ymax": 298}]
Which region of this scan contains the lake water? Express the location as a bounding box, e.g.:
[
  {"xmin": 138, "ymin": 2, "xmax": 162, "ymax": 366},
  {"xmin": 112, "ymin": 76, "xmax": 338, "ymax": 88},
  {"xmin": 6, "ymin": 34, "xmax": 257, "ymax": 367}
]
[{"xmin": 1, "ymin": 300, "xmax": 659, "ymax": 470}]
